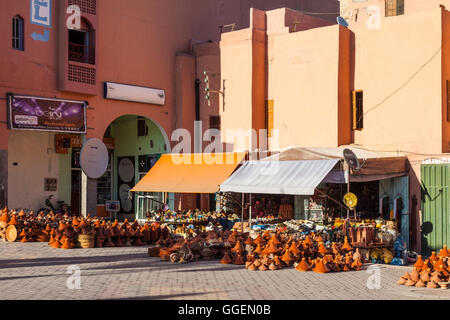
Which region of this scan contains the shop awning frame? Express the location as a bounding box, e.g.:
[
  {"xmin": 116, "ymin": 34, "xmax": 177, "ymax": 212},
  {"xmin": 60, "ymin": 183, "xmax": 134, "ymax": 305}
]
[
  {"xmin": 220, "ymin": 159, "xmax": 340, "ymax": 195},
  {"xmin": 131, "ymin": 152, "xmax": 246, "ymax": 194}
]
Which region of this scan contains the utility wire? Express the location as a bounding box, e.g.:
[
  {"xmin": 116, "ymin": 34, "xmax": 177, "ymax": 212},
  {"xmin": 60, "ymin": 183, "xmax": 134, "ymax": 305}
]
[{"xmin": 357, "ymin": 46, "xmax": 442, "ymax": 125}]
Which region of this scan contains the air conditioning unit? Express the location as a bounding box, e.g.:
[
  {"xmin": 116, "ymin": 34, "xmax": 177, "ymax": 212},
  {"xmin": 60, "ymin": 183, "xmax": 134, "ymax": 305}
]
[{"xmin": 104, "ymin": 82, "xmax": 165, "ymax": 105}]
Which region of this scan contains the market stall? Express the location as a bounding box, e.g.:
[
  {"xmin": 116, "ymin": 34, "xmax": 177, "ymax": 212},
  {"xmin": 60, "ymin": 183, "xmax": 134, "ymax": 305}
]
[{"xmin": 219, "ymin": 146, "xmax": 410, "ymax": 265}]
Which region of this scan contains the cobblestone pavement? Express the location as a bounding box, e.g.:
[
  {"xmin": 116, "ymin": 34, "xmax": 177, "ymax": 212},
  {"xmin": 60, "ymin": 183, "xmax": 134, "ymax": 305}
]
[{"xmin": 1, "ymin": 242, "xmax": 450, "ymax": 300}]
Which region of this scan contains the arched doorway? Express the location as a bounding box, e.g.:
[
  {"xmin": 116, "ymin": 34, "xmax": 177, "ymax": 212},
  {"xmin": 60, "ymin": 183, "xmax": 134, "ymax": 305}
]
[{"xmin": 95, "ymin": 115, "xmax": 171, "ymax": 220}]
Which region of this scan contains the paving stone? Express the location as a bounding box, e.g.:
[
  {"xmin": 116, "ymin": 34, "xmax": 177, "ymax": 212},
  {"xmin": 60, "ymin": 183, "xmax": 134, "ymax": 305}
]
[{"xmin": 0, "ymin": 242, "xmax": 450, "ymax": 300}]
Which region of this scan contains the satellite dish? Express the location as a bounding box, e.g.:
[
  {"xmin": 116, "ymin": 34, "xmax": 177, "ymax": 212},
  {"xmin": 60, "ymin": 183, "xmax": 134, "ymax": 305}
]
[
  {"xmin": 343, "ymin": 148, "xmax": 361, "ymax": 171},
  {"xmin": 336, "ymin": 16, "xmax": 349, "ymax": 28},
  {"xmin": 80, "ymin": 138, "xmax": 109, "ymax": 179}
]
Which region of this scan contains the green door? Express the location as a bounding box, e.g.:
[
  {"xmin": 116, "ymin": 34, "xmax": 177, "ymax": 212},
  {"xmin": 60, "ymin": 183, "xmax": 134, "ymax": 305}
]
[{"xmin": 421, "ymin": 164, "xmax": 450, "ymax": 256}]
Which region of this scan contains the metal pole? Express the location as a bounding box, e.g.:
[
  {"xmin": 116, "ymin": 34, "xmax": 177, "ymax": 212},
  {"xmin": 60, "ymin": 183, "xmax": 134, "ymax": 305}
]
[
  {"xmin": 249, "ymin": 193, "xmax": 252, "ymax": 229},
  {"xmin": 241, "ymin": 193, "xmax": 244, "ymax": 233}
]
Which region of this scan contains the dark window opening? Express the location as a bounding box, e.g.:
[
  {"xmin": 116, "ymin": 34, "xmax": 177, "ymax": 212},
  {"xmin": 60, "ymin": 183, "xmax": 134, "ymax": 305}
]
[
  {"xmin": 209, "ymin": 116, "xmax": 221, "ymax": 131},
  {"xmin": 69, "ymin": 24, "xmax": 95, "ymax": 64},
  {"xmin": 385, "ymin": 0, "xmax": 404, "ymax": 17},
  {"xmin": 12, "ymin": 15, "xmax": 24, "ymax": 51},
  {"xmin": 352, "ymin": 90, "xmax": 363, "ymax": 130}
]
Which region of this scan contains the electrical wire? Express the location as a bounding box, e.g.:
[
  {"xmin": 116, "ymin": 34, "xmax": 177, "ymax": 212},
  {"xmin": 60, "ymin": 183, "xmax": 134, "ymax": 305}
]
[{"xmin": 357, "ymin": 46, "xmax": 442, "ymax": 125}]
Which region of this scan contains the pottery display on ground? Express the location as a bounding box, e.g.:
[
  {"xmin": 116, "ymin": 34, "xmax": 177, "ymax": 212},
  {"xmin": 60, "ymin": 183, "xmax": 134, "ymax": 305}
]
[{"xmin": 396, "ymin": 246, "xmax": 450, "ymax": 289}]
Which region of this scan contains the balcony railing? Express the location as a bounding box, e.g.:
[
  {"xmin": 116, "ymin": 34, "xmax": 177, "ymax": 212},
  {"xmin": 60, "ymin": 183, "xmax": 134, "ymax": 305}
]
[{"xmin": 69, "ymin": 42, "xmax": 95, "ymax": 65}]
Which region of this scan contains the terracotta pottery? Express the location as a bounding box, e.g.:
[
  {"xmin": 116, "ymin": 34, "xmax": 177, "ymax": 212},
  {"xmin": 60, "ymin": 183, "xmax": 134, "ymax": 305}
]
[
  {"xmin": 296, "ymin": 258, "xmax": 311, "ymax": 272},
  {"xmin": 351, "ymin": 258, "xmax": 363, "ymax": 271},
  {"xmin": 430, "ymin": 251, "xmax": 438, "ymax": 263},
  {"xmin": 220, "ymin": 252, "xmax": 232, "ymax": 265},
  {"xmin": 269, "ymin": 234, "xmax": 281, "ymax": 246},
  {"xmin": 316, "ymin": 234, "xmax": 324, "ymax": 243},
  {"xmin": 61, "ymin": 238, "xmax": 72, "ymax": 249},
  {"xmin": 415, "ymin": 279, "xmax": 426, "ymax": 288},
  {"xmin": 253, "ymin": 259, "xmax": 262, "ymax": 268},
  {"xmin": 248, "ymin": 263, "xmax": 257, "ymax": 271},
  {"xmin": 353, "ymin": 248, "xmax": 362, "ymax": 264},
  {"xmin": 244, "ymin": 237, "xmax": 253, "ymax": 246},
  {"xmin": 269, "ymin": 263, "xmax": 277, "ymax": 271},
  {"xmin": 303, "ymin": 235, "xmax": 313, "ymax": 246},
  {"xmin": 258, "ymin": 264, "xmax": 268, "ymax": 271},
  {"xmin": 414, "ymin": 255, "xmax": 424, "ymax": 271},
  {"xmin": 231, "ymin": 241, "xmax": 244, "ymax": 255},
  {"xmin": 245, "ymin": 261, "xmax": 253, "ymax": 269},
  {"xmin": 254, "ymin": 234, "xmax": 264, "ymax": 245},
  {"xmin": 331, "ymin": 242, "xmax": 340, "ymax": 255},
  {"xmin": 438, "ymin": 265, "xmax": 449, "ymax": 278},
  {"xmin": 260, "ymin": 256, "xmax": 270, "ymax": 266},
  {"xmin": 281, "ymin": 250, "xmax": 294, "ymax": 266},
  {"xmin": 341, "ymin": 237, "xmax": 352, "ymax": 251},
  {"xmin": 273, "ymin": 256, "xmax": 282, "ymax": 269},
  {"xmin": 410, "ymin": 268, "xmax": 420, "ymax": 282},
  {"xmin": 427, "ymin": 280, "xmax": 439, "ymax": 289},
  {"xmin": 233, "ymin": 254, "xmax": 245, "ymax": 265},
  {"xmin": 430, "ymin": 274, "xmax": 442, "ymax": 283},
  {"xmin": 58, "ymin": 221, "xmax": 67, "ymax": 231},
  {"xmin": 401, "ymin": 272, "xmax": 410, "ymax": 280},
  {"xmin": 8, "ymin": 215, "xmax": 18, "ymax": 226},
  {"xmin": 396, "ymin": 277, "xmax": 407, "ymax": 285},
  {"xmin": 263, "ymin": 242, "xmax": 279, "ymax": 256},
  {"xmin": 420, "ymin": 269, "xmax": 431, "ymax": 282},
  {"xmin": 253, "ymin": 243, "xmax": 264, "ymax": 255},
  {"xmin": 440, "ymin": 245, "xmax": 449, "ymax": 258},
  {"xmin": 318, "ymin": 242, "xmax": 328, "ymax": 255},
  {"xmin": 289, "ymin": 242, "xmax": 300, "ymax": 256},
  {"xmin": 50, "ymin": 239, "xmax": 61, "ymax": 249},
  {"xmin": 439, "ymin": 282, "xmax": 448, "ymax": 289},
  {"xmin": 405, "ymin": 279, "xmax": 417, "ymax": 286},
  {"xmin": 313, "ymin": 258, "xmax": 329, "ymax": 274}
]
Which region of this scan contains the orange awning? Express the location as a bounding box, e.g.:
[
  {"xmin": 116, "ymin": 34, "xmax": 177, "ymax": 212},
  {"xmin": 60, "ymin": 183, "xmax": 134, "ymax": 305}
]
[{"xmin": 131, "ymin": 153, "xmax": 246, "ymax": 194}]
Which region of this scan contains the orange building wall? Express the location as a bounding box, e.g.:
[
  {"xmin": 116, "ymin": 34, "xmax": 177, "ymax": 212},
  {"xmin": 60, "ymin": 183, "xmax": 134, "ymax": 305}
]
[
  {"xmin": 268, "ymin": 24, "xmax": 343, "ymax": 149},
  {"xmin": 352, "ymin": 9, "xmax": 443, "ymax": 155},
  {"xmin": 442, "ymin": 9, "xmax": 450, "ymax": 153}
]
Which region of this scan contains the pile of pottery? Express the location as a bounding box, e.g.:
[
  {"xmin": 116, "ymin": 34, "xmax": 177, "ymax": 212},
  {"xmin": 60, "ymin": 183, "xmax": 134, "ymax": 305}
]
[
  {"xmin": 0, "ymin": 208, "xmax": 164, "ymax": 249},
  {"xmin": 149, "ymin": 229, "xmax": 248, "ymax": 264},
  {"xmin": 219, "ymin": 230, "xmax": 364, "ymax": 273},
  {"xmin": 396, "ymin": 246, "xmax": 450, "ymax": 289}
]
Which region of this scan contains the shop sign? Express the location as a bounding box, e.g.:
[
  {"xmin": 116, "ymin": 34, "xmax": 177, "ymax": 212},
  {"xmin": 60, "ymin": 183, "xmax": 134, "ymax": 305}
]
[
  {"xmin": 55, "ymin": 135, "xmax": 113, "ymax": 154},
  {"xmin": 422, "ymin": 158, "xmax": 450, "ymax": 165},
  {"xmin": 7, "ymin": 94, "xmax": 87, "ymax": 134},
  {"xmin": 30, "ymin": 0, "xmax": 51, "ymax": 42}
]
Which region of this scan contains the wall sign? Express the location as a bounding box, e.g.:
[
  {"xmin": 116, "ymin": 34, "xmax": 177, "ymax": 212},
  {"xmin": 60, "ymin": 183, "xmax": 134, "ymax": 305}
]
[
  {"xmin": 44, "ymin": 178, "xmax": 57, "ymax": 192},
  {"xmin": 8, "ymin": 94, "xmax": 87, "ymax": 133},
  {"xmin": 30, "ymin": 0, "xmax": 51, "ymax": 42}
]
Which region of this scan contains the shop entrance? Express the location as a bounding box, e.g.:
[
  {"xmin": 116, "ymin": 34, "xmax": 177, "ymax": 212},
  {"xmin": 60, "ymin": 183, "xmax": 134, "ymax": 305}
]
[{"xmin": 101, "ymin": 115, "xmax": 170, "ymax": 219}]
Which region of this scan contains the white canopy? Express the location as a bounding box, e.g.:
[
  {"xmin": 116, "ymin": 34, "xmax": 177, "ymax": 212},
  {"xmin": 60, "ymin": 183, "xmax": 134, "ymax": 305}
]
[{"xmin": 220, "ymin": 159, "xmax": 340, "ymax": 195}]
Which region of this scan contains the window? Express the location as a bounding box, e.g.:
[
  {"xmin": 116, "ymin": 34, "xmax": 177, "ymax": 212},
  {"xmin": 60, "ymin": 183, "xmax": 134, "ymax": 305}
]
[
  {"xmin": 12, "ymin": 15, "xmax": 24, "ymax": 51},
  {"xmin": 352, "ymin": 90, "xmax": 363, "ymax": 130},
  {"xmin": 265, "ymin": 100, "xmax": 274, "ymax": 137},
  {"xmin": 385, "ymin": 0, "xmax": 404, "ymax": 17},
  {"xmin": 209, "ymin": 116, "xmax": 221, "ymax": 131},
  {"xmin": 68, "ymin": 19, "xmax": 95, "ymax": 64}
]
